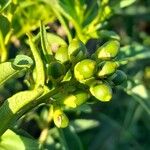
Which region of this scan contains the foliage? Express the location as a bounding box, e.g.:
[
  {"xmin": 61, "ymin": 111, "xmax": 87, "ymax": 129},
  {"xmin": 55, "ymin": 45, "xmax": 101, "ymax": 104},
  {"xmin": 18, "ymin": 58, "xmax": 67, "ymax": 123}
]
[{"xmin": 0, "ymin": 0, "xmax": 150, "ymax": 150}]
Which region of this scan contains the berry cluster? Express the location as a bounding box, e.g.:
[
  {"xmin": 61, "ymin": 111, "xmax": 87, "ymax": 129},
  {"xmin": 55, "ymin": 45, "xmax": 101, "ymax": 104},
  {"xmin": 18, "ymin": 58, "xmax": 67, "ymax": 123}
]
[{"xmin": 48, "ymin": 39, "xmax": 127, "ymax": 128}]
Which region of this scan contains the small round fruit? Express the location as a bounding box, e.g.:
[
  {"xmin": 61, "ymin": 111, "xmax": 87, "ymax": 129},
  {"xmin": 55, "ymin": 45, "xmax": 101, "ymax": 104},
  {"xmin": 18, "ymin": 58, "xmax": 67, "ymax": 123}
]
[
  {"xmin": 75, "ymin": 91, "xmax": 89, "ymax": 106},
  {"xmin": 97, "ymin": 61, "xmax": 118, "ymax": 78},
  {"xmin": 47, "ymin": 61, "xmax": 65, "ymax": 80},
  {"xmin": 63, "ymin": 95, "xmax": 77, "ymax": 108},
  {"xmin": 110, "ymin": 70, "xmax": 127, "ymax": 85},
  {"xmin": 74, "ymin": 59, "xmax": 96, "ymax": 82},
  {"xmin": 62, "ymin": 92, "xmax": 89, "ymax": 108},
  {"xmin": 95, "ymin": 40, "xmax": 120, "ymax": 60},
  {"xmin": 68, "ymin": 39, "xmax": 87, "ymax": 62},
  {"xmin": 53, "ymin": 109, "xmax": 69, "ymax": 128},
  {"xmin": 90, "ymin": 82, "xmax": 112, "ymax": 102},
  {"xmin": 55, "ymin": 45, "xmax": 69, "ymax": 63}
]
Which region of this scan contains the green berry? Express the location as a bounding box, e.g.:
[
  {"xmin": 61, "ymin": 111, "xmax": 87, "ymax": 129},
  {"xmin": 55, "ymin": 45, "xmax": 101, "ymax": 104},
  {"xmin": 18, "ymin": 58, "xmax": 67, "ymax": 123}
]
[
  {"xmin": 47, "ymin": 61, "xmax": 65, "ymax": 80},
  {"xmin": 62, "ymin": 92, "xmax": 89, "ymax": 108},
  {"xmin": 95, "ymin": 40, "xmax": 120, "ymax": 60},
  {"xmin": 53, "ymin": 108, "xmax": 69, "ymax": 128},
  {"xmin": 110, "ymin": 70, "xmax": 127, "ymax": 85},
  {"xmin": 74, "ymin": 59, "xmax": 96, "ymax": 82},
  {"xmin": 97, "ymin": 61, "xmax": 118, "ymax": 78},
  {"xmin": 75, "ymin": 91, "xmax": 89, "ymax": 106},
  {"xmin": 55, "ymin": 45, "xmax": 69, "ymax": 63},
  {"xmin": 90, "ymin": 82, "xmax": 112, "ymax": 102},
  {"xmin": 68, "ymin": 39, "xmax": 87, "ymax": 62},
  {"xmin": 63, "ymin": 95, "xmax": 77, "ymax": 108}
]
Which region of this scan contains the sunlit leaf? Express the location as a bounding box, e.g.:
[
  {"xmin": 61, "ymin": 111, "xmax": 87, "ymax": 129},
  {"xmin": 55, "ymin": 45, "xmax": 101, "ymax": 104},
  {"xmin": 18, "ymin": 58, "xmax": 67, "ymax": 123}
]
[
  {"xmin": 0, "ymin": 15, "xmax": 10, "ymax": 38},
  {"xmin": 0, "ymin": 129, "xmax": 40, "ymax": 150},
  {"xmin": 0, "ymin": 55, "xmax": 33, "ymax": 87},
  {"xmin": 0, "ymin": 87, "xmax": 44, "ymax": 136},
  {"xmin": 71, "ymin": 119, "xmax": 99, "ymax": 132}
]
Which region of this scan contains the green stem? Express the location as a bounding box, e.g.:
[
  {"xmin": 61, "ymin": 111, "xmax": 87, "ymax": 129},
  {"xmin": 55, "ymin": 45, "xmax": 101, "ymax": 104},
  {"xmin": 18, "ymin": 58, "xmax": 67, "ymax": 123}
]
[
  {"xmin": 27, "ymin": 33, "xmax": 45, "ymax": 88},
  {"xmin": 123, "ymin": 100, "xmax": 138, "ymax": 129},
  {"xmin": 40, "ymin": 21, "xmax": 52, "ymax": 64},
  {"xmin": 39, "ymin": 105, "xmax": 53, "ymax": 144},
  {"xmin": 0, "ymin": 0, "xmax": 11, "ymax": 13},
  {"xmin": 57, "ymin": 128, "xmax": 69, "ymax": 150},
  {"xmin": 0, "ymin": 30, "xmax": 8, "ymax": 62},
  {"xmin": 48, "ymin": 1, "xmax": 72, "ymax": 42},
  {"xmin": 0, "ymin": 87, "xmax": 44, "ymax": 136},
  {"xmin": 0, "ymin": 86, "xmax": 61, "ymax": 136}
]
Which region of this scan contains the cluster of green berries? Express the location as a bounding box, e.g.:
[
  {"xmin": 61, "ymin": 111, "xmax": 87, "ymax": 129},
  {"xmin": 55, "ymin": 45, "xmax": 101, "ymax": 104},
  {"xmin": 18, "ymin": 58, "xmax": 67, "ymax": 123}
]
[{"xmin": 48, "ymin": 39, "xmax": 127, "ymax": 128}]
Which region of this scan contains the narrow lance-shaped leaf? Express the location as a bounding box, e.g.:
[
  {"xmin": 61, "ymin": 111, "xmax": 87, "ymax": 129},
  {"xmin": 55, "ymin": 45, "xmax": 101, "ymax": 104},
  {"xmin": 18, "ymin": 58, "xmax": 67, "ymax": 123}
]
[
  {"xmin": 0, "ymin": 15, "xmax": 10, "ymax": 38},
  {"xmin": 0, "ymin": 0, "xmax": 11, "ymax": 13},
  {"xmin": 120, "ymin": 0, "xmax": 136, "ymax": 8},
  {"xmin": 40, "ymin": 21, "xmax": 52, "ymax": 63},
  {"xmin": 0, "ymin": 87, "xmax": 44, "ymax": 136},
  {"xmin": 0, "ymin": 30, "xmax": 7, "ymax": 62},
  {"xmin": 58, "ymin": 126, "xmax": 83, "ymax": 150},
  {"xmin": 0, "ymin": 15, "xmax": 10, "ymax": 62}
]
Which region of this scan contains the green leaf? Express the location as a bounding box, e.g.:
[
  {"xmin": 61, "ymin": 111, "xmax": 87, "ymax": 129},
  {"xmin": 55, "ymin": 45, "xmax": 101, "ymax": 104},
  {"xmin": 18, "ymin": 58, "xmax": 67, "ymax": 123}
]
[
  {"xmin": 12, "ymin": 55, "xmax": 34, "ymax": 69},
  {"xmin": 0, "ymin": 0, "xmax": 11, "ymax": 13},
  {"xmin": 70, "ymin": 119, "xmax": 99, "ymax": 132},
  {"xmin": 0, "ymin": 15, "xmax": 10, "ymax": 62},
  {"xmin": 40, "ymin": 21, "xmax": 53, "ymax": 64},
  {"xmin": 82, "ymin": 1, "xmax": 98, "ymax": 27},
  {"xmin": 48, "ymin": 0, "xmax": 83, "ymax": 41},
  {"xmin": 92, "ymin": 30, "xmax": 120, "ymax": 41},
  {"xmin": 0, "ymin": 64, "xmax": 19, "ymax": 87},
  {"xmin": 11, "ymin": 1, "xmax": 55, "ymax": 37},
  {"xmin": 0, "ymin": 15, "xmax": 10, "ymax": 38},
  {"xmin": 0, "ymin": 129, "xmax": 40, "ymax": 150},
  {"xmin": 0, "ymin": 62, "xmax": 20, "ymax": 86},
  {"xmin": 125, "ymin": 90, "xmax": 150, "ymax": 116},
  {"xmin": 58, "ymin": 0, "xmax": 79, "ymax": 23},
  {"xmin": 131, "ymin": 84, "xmax": 148, "ymax": 99},
  {"xmin": 0, "ymin": 87, "xmax": 44, "ymax": 136},
  {"xmin": 0, "ymin": 30, "xmax": 7, "ymax": 62},
  {"xmin": 0, "ymin": 55, "xmax": 33, "ymax": 86},
  {"xmin": 120, "ymin": 0, "xmax": 136, "ymax": 8},
  {"xmin": 58, "ymin": 126, "xmax": 83, "ymax": 150},
  {"xmin": 118, "ymin": 42, "xmax": 150, "ymax": 63},
  {"xmin": 89, "ymin": 113, "xmax": 142, "ymax": 150},
  {"xmin": 47, "ymin": 33, "xmax": 67, "ymax": 46}
]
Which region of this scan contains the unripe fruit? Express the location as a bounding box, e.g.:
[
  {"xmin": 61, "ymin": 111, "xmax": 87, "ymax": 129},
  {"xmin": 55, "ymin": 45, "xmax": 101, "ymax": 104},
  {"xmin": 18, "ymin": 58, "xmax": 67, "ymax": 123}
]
[
  {"xmin": 63, "ymin": 95, "xmax": 77, "ymax": 108},
  {"xmin": 75, "ymin": 91, "xmax": 89, "ymax": 106},
  {"xmin": 55, "ymin": 45, "xmax": 69, "ymax": 63},
  {"xmin": 53, "ymin": 109, "xmax": 69, "ymax": 128},
  {"xmin": 110, "ymin": 70, "xmax": 127, "ymax": 85},
  {"xmin": 68, "ymin": 39, "xmax": 87, "ymax": 62},
  {"xmin": 74, "ymin": 59, "xmax": 96, "ymax": 82},
  {"xmin": 97, "ymin": 61, "xmax": 118, "ymax": 78},
  {"xmin": 47, "ymin": 61, "xmax": 65, "ymax": 80},
  {"xmin": 90, "ymin": 82, "xmax": 112, "ymax": 102},
  {"xmin": 95, "ymin": 40, "xmax": 120, "ymax": 60},
  {"xmin": 62, "ymin": 92, "xmax": 89, "ymax": 108}
]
